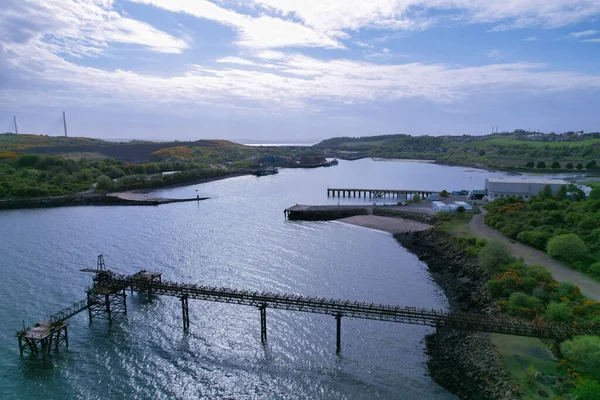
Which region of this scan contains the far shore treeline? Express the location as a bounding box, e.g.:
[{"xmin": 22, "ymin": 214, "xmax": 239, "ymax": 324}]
[{"xmin": 2, "ymin": 129, "xmax": 600, "ymax": 200}]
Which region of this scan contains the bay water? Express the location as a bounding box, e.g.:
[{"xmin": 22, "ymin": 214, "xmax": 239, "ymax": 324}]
[{"xmin": 0, "ymin": 159, "xmax": 524, "ymax": 399}]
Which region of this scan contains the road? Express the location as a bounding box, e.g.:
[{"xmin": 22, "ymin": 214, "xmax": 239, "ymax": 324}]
[{"xmin": 470, "ymin": 210, "xmax": 600, "ymax": 301}]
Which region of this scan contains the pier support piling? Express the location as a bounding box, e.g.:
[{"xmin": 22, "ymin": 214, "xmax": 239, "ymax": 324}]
[
  {"xmin": 435, "ymin": 321, "xmax": 441, "ymax": 357},
  {"xmin": 259, "ymin": 304, "xmax": 267, "ymax": 344},
  {"xmin": 180, "ymin": 295, "xmax": 190, "ymax": 331},
  {"xmin": 87, "ymin": 290, "xmax": 127, "ymax": 324},
  {"xmin": 17, "ymin": 322, "xmax": 69, "ymax": 358},
  {"xmin": 335, "ymin": 313, "xmax": 342, "ymax": 353}
]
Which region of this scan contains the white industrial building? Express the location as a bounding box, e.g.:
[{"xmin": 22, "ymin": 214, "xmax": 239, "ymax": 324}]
[
  {"xmin": 454, "ymin": 201, "xmax": 473, "ymax": 211},
  {"xmin": 485, "ymin": 178, "xmax": 569, "ymax": 201}
]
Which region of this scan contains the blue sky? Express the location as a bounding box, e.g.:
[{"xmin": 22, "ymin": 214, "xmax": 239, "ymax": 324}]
[{"xmin": 1, "ymin": 0, "xmax": 599, "ymax": 142}]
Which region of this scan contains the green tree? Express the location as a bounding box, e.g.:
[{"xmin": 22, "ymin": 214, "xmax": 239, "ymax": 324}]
[
  {"xmin": 539, "ymin": 184, "xmax": 553, "ymax": 199},
  {"xmin": 551, "ymin": 161, "xmax": 561, "ymax": 169},
  {"xmin": 586, "ymin": 160, "xmax": 598, "ymax": 170},
  {"xmin": 590, "ymin": 189, "xmax": 600, "ymax": 200},
  {"xmin": 525, "ymin": 161, "xmax": 534, "ymax": 168},
  {"xmin": 546, "ymin": 233, "xmax": 589, "ymax": 265},
  {"xmin": 95, "ymin": 175, "xmax": 113, "ymax": 192},
  {"xmin": 560, "ymin": 336, "xmax": 600, "ymax": 381},
  {"xmin": 588, "ymin": 262, "xmax": 600, "ymax": 278},
  {"xmin": 507, "ymin": 292, "xmax": 543, "ymax": 317},
  {"xmin": 478, "ymin": 240, "xmax": 514, "ymax": 274},
  {"xmin": 572, "ymin": 379, "xmax": 600, "ymax": 400},
  {"xmin": 543, "ymin": 301, "xmax": 571, "ymax": 322},
  {"xmin": 550, "ymin": 281, "xmax": 583, "ymax": 302},
  {"xmin": 18, "ymin": 154, "xmax": 40, "ymax": 167},
  {"xmin": 577, "ymin": 163, "xmax": 584, "ymax": 170},
  {"xmin": 440, "ymin": 189, "xmax": 449, "ymax": 197},
  {"xmin": 536, "ymin": 161, "xmax": 546, "ymax": 169},
  {"xmin": 566, "ymin": 162, "xmax": 574, "ymax": 169}
]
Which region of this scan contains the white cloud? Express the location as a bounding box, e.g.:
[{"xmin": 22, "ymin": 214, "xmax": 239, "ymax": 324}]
[
  {"xmin": 0, "ymin": 0, "xmax": 188, "ymax": 57},
  {"xmin": 582, "ymin": 38, "xmax": 600, "ymax": 42},
  {"xmin": 567, "ymin": 29, "xmax": 599, "ymax": 38},
  {"xmin": 4, "ymin": 38, "xmax": 600, "ymax": 112},
  {"xmin": 129, "ymin": 0, "xmax": 343, "ymax": 49},
  {"xmin": 252, "ymin": 0, "xmax": 600, "ymax": 33},
  {"xmin": 524, "ymin": 36, "xmax": 539, "ymax": 41}
]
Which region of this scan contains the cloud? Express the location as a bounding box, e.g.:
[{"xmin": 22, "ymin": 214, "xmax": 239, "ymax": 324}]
[
  {"xmin": 487, "ymin": 49, "xmax": 502, "ymax": 60},
  {"xmin": 4, "ymin": 37, "xmax": 600, "ymax": 113},
  {"xmin": 524, "ymin": 36, "xmax": 539, "ymax": 41},
  {"xmin": 251, "ymin": 0, "xmax": 600, "ymax": 33},
  {"xmin": 582, "ymin": 38, "xmax": 600, "ymax": 42},
  {"xmin": 129, "ymin": 0, "xmax": 343, "ymax": 49},
  {"xmin": 0, "ymin": 0, "xmax": 188, "ymax": 57},
  {"xmin": 567, "ymin": 29, "xmax": 599, "ymax": 38}
]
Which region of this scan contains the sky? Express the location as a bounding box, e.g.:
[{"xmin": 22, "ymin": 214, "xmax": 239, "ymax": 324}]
[{"xmin": 1, "ymin": 0, "xmax": 600, "ymax": 142}]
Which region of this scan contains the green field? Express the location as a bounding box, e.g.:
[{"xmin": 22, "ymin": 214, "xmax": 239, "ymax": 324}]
[
  {"xmin": 336, "ymin": 140, "xmax": 386, "ymax": 147},
  {"xmin": 443, "ymin": 138, "xmax": 600, "ymax": 149}
]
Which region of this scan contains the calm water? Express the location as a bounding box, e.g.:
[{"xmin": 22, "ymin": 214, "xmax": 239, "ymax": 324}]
[{"xmin": 0, "ymin": 160, "xmax": 522, "ymax": 399}]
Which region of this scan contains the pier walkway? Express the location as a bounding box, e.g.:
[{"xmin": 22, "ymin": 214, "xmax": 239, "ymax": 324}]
[
  {"xmin": 17, "ymin": 256, "xmax": 600, "ymax": 358},
  {"xmin": 327, "ymin": 188, "xmax": 439, "ymax": 199}
]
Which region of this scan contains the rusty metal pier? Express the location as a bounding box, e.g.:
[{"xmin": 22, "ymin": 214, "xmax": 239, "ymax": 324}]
[
  {"xmin": 18, "ymin": 255, "xmax": 600, "ymax": 358},
  {"xmin": 327, "ymin": 188, "xmax": 440, "ymax": 199}
]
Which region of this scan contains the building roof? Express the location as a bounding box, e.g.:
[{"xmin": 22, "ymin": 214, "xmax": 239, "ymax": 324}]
[{"xmin": 486, "ymin": 178, "xmax": 570, "ymax": 185}]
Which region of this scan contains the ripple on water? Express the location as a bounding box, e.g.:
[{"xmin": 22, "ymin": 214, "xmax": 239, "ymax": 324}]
[{"xmin": 0, "ymin": 160, "xmax": 480, "ymax": 399}]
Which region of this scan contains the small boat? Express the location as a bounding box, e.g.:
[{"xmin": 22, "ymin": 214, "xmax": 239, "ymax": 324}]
[
  {"xmin": 254, "ymin": 166, "xmax": 278, "ymax": 176},
  {"xmin": 329, "ymin": 159, "xmax": 338, "ymax": 165}
]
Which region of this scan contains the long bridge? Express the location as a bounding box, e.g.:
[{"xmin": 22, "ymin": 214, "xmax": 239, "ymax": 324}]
[{"xmin": 17, "ymin": 256, "xmax": 600, "ymax": 358}]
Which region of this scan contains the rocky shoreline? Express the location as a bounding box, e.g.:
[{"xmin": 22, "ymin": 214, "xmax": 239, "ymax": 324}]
[{"xmin": 394, "ymin": 230, "xmax": 521, "ymax": 400}]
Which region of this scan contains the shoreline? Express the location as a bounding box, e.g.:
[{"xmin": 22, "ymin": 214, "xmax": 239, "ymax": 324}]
[
  {"xmin": 337, "ymin": 214, "xmax": 432, "ymax": 233},
  {"xmin": 0, "ymin": 172, "xmax": 247, "ymax": 211},
  {"xmin": 395, "ymin": 230, "xmax": 520, "ymax": 399}
]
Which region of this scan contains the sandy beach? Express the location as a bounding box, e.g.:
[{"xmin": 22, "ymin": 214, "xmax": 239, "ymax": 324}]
[{"xmin": 338, "ymin": 215, "xmax": 432, "ymax": 234}]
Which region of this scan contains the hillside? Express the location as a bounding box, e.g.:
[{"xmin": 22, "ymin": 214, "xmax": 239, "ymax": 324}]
[
  {"xmin": 0, "ymin": 134, "xmax": 243, "ymax": 163},
  {"xmin": 316, "ymin": 132, "xmax": 600, "ymax": 171}
]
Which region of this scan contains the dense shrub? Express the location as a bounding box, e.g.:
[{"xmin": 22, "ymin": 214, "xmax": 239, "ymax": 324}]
[
  {"xmin": 588, "ymin": 262, "xmax": 600, "ymax": 278},
  {"xmin": 507, "ymin": 292, "xmax": 544, "ymax": 317},
  {"xmin": 572, "ymin": 379, "xmax": 600, "ymax": 400},
  {"xmin": 95, "ymin": 175, "xmax": 113, "ymax": 192},
  {"xmin": 546, "ymin": 234, "xmax": 589, "ymax": 265},
  {"xmin": 478, "ymin": 241, "xmax": 514, "ymax": 274},
  {"xmin": 560, "ymin": 336, "xmax": 600, "ymax": 381},
  {"xmin": 517, "ymin": 230, "xmax": 551, "ymax": 250},
  {"xmin": 543, "ymin": 301, "xmax": 571, "ymax": 322},
  {"xmin": 549, "ymin": 282, "xmax": 583, "ymax": 302}
]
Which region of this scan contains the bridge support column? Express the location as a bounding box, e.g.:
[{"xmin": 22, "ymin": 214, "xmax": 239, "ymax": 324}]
[
  {"xmin": 105, "ymin": 294, "xmax": 112, "ymax": 323},
  {"xmin": 435, "ymin": 321, "xmax": 441, "ymax": 357},
  {"xmin": 180, "ymin": 295, "xmax": 190, "ymax": 331},
  {"xmin": 87, "ymin": 290, "xmax": 127, "ymax": 325},
  {"xmin": 259, "ymin": 304, "xmax": 267, "ymax": 344},
  {"xmin": 335, "ymin": 313, "xmax": 342, "ymax": 353}
]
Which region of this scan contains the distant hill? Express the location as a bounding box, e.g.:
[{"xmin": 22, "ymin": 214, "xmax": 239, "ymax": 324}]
[{"xmin": 0, "ymin": 133, "xmax": 243, "ymax": 163}]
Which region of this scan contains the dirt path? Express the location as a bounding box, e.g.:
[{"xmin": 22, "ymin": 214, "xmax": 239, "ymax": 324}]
[{"xmin": 470, "ymin": 210, "xmax": 600, "ymax": 301}]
